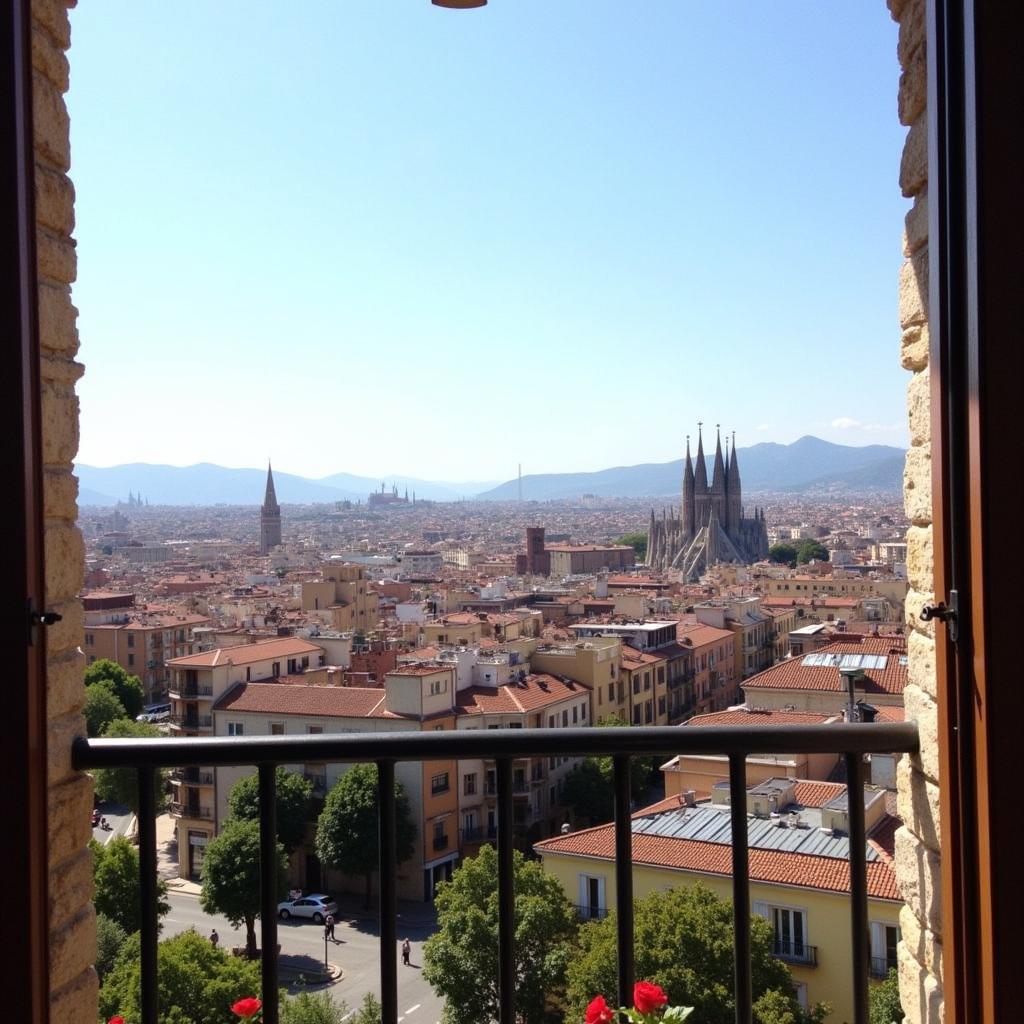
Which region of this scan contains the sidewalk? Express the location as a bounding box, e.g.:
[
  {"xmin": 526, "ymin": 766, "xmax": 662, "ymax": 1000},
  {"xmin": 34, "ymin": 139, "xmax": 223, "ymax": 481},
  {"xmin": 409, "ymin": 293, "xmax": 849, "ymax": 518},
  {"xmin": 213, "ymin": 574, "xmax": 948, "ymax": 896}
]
[{"xmin": 157, "ymin": 812, "xmax": 203, "ymax": 895}]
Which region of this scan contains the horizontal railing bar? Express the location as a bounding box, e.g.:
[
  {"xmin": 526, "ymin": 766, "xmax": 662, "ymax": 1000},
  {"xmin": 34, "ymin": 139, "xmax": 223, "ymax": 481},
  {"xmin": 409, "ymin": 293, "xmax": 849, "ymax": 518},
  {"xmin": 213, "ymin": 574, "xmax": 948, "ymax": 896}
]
[{"xmin": 72, "ymin": 723, "xmax": 918, "ymax": 770}]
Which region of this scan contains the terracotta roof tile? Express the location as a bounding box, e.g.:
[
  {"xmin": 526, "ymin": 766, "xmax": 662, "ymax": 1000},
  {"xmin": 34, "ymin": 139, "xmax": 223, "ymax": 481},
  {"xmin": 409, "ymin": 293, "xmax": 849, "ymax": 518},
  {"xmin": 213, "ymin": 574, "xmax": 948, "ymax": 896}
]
[
  {"xmin": 213, "ymin": 682, "xmax": 397, "ymax": 718},
  {"xmin": 167, "ymin": 636, "xmax": 323, "ymax": 668},
  {"xmin": 741, "ymin": 639, "xmax": 907, "ymax": 696},
  {"xmin": 685, "ymin": 708, "xmax": 834, "ymax": 728}
]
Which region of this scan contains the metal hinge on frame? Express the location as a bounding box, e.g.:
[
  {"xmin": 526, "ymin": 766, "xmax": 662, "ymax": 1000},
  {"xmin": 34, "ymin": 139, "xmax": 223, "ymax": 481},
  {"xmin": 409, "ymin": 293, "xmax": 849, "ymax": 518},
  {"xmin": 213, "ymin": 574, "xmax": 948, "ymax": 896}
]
[
  {"xmin": 27, "ymin": 599, "xmax": 62, "ymax": 646},
  {"xmin": 920, "ymin": 589, "xmax": 959, "ymax": 643}
]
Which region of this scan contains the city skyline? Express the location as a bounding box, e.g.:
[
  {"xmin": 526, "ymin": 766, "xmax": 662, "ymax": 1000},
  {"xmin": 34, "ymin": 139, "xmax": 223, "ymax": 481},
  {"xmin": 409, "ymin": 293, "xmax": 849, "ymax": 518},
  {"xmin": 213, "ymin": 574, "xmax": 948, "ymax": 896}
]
[{"xmin": 69, "ymin": 3, "xmax": 907, "ymax": 478}]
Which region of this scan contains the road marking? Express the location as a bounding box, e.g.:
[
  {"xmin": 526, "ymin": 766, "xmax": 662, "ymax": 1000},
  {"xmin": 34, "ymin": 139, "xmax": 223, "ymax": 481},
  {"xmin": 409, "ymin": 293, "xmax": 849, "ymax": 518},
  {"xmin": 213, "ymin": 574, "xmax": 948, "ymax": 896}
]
[
  {"xmin": 340, "ymin": 1013, "xmax": 353, "ymax": 1022},
  {"xmin": 404, "ymin": 1006, "xmax": 421, "ymax": 1015}
]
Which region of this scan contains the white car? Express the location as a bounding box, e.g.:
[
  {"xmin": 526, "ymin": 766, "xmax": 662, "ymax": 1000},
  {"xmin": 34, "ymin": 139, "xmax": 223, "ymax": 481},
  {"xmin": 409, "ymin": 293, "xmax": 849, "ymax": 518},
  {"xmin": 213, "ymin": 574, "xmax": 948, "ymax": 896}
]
[{"xmin": 277, "ymin": 894, "xmax": 338, "ymax": 924}]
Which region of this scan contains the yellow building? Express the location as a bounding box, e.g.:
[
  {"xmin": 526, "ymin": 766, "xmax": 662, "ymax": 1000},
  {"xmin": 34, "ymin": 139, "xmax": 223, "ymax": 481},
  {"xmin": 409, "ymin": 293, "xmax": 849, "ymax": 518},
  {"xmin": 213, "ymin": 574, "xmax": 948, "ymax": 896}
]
[
  {"xmin": 301, "ymin": 562, "xmax": 380, "ymax": 633},
  {"xmin": 529, "ymin": 636, "xmax": 621, "ymax": 721},
  {"xmin": 535, "ymin": 781, "xmax": 901, "ymax": 1023},
  {"xmin": 620, "ymin": 646, "xmax": 669, "ymax": 726}
]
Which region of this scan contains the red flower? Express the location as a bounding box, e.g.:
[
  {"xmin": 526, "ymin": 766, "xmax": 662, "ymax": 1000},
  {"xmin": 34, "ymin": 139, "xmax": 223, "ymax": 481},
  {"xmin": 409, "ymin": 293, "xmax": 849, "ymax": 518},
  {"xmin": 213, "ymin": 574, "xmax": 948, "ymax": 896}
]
[
  {"xmin": 231, "ymin": 996, "xmax": 263, "ymax": 1018},
  {"xmin": 585, "ymin": 994, "xmax": 615, "ymax": 1024},
  {"xmin": 108, "ymin": 1018, "xmax": 126, "ymax": 1024},
  {"xmin": 633, "ymin": 981, "xmax": 669, "ymax": 1015}
]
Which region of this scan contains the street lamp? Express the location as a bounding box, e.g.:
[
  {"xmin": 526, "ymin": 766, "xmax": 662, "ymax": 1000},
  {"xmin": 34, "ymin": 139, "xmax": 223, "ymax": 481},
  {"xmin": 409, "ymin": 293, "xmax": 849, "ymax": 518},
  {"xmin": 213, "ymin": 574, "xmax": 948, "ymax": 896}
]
[{"xmin": 432, "ymin": 1, "xmax": 487, "ymax": 7}]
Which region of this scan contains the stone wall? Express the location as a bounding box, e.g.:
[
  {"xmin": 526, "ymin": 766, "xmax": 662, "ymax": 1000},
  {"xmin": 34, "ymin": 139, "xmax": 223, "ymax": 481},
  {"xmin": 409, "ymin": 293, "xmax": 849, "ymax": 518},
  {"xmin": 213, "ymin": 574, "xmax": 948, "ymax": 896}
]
[
  {"xmin": 889, "ymin": 1, "xmax": 944, "ymax": 1021},
  {"xmin": 33, "ymin": 0, "xmax": 95, "ymax": 1020}
]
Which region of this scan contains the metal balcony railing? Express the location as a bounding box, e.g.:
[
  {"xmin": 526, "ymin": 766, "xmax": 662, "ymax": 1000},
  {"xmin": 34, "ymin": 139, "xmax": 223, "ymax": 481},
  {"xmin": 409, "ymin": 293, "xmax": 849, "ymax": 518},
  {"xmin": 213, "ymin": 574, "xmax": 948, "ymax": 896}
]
[
  {"xmin": 169, "ymin": 768, "xmax": 214, "ymax": 786},
  {"xmin": 72, "ymin": 721, "xmax": 918, "ymax": 1024},
  {"xmin": 772, "ymin": 940, "xmax": 818, "ymax": 966},
  {"xmin": 169, "ymin": 802, "xmax": 213, "ymax": 820},
  {"xmin": 168, "ymin": 713, "xmax": 212, "ymax": 730},
  {"xmin": 870, "ymin": 955, "xmax": 898, "ymax": 979},
  {"xmin": 168, "ymin": 683, "xmax": 214, "ymax": 699},
  {"xmin": 574, "ymin": 904, "xmax": 610, "ymax": 921}
]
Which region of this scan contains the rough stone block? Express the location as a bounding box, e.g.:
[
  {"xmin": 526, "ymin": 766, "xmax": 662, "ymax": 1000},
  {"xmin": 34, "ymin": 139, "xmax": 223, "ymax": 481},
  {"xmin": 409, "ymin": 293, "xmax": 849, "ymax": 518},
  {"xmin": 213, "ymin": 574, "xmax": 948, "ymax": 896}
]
[
  {"xmin": 41, "ymin": 352, "xmax": 84, "ymax": 388},
  {"xmin": 47, "ymin": 774, "xmax": 93, "ymax": 865},
  {"xmin": 32, "ymin": 0, "xmax": 73, "ymax": 51},
  {"xmin": 899, "ymin": 903, "xmax": 943, "ymax": 988},
  {"xmin": 48, "ymin": 651, "xmax": 86, "ymax": 720},
  {"xmin": 908, "ymin": 619, "xmax": 939, "ymax": 699},
  {"xmin": 899, "ymin": 249, "xmax": 929, "ymax": 328},
  {"xmin": 44, "ymin": 521, "xmax": 84, "ymax": 600},
  {"xmin": 899, "ymin": 43, "xmax": 927, "ymax": 126},
  {"xmin": 898, "ymin": 941, "xmax": 945, "ymax": 1024},
  {"xmin": 901, "ymin": 323, "xmax": 929, "ymax": 372},
  {"xmin": 49, "ymin": 904, "xmax": 96, "ymax": 991},
  {"xmin": 896, "ymin": 824, "xmax": 943, "ymax": 936},
  {"xmin": 904, "ymin": 190, "xmax": 928, "ymax": 256},
  {"xmin": 904, "ymin": 586, "xmax": 935, "ymax": 638},
  {"xmin": 45, "ymin": 596, "xmax": 83, "ymax": 656},
  {"xmin": 41, "ymin": 382, "xmax": 80, "ymax": 468},
  {"xmin": 904, "ymin": 682, "xmax": 940, "ymax": 782},
  {"xmin": 32, "ymin": 71, "xmax": 71, "ymax": 171},
  {"xmin": 37, "ymin": 226, "xmax": 77, "ymax": 286},
  {"xmin": 49, "ymin": 968, "xmax": 99, "ymax": 1024},
  {"xmin": 904, "ymin": 445, "xmax": 933, "ymax": 525},
  {"xmin": 43, "ymin": 467, "xmax": 79, "ymax": 521},
  {"xmin": 907, "ymin": 368, "xmax": 930, "ymax": 446},
  {"xmin": 34, "ymin": 163, "xmax": 75, "ymax": 234},
  {"xmin": 897, "ymin": 755, "xmax": 942, "ymax": 850},
  {"xmin": 32, "ymin": 22, "xmax": 70, "ymax": 91},
  {"xmin": 900, "ymin": 113, "xmax": 928, "ymax": 198},
  {"xmin": 906, "ymin": 525, "xmax": 933, "ymax": 591},
  {"xmin": 49, "ymin": 847, "xmax": 93, "ymax": 929},
  {"xmin": 38, "ymin": 281, "xmax": 79, "ymax": 356},
  {"xmin": 47, "ymin": 708, "xmax": 87, "ymax": 790},
  {"xmin": 897, "ymin": 0, "xmax": 926, "ymax": 69}
]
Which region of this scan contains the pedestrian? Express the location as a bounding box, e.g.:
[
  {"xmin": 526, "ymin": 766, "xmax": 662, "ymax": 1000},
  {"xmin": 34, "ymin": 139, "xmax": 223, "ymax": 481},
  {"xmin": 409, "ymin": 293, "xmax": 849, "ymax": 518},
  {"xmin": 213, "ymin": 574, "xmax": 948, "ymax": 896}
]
[
  {"xmin": 209, "ymin": 929, "xmax": 219, "ymax": 948},
  {"xmin": 402, "ymin": 938, "xmax": 411, "ymax": 966},
  {"xmin": 325, "ymin": 913, "xmax": 335, "ymax": 941}
]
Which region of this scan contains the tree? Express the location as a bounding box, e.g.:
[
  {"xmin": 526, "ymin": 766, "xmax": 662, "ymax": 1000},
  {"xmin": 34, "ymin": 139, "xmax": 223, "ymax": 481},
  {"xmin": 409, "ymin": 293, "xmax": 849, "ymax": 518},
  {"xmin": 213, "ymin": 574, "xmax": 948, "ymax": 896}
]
[
  {"xmin": 795, "ymin": 540, "xmax": 829, "ymax": 565},
  {"xmin": 564, "ymin": 885, "xmax": 828, "ymax": 1024},
  {"xmin": 423, "ymin": 844, "xmax": 577, "ymax": 1024},
  {"xmin": 98, "ymin": 929, "xmax": 262, "ymax": 1024},
  {"xmin": 282, "ymin": 989, "xmax": 352, "ymax": 1024},
  {"xmin": 350, "ymin": 993, "xmax": 383, "ymax": 1024},
  {"xmin": 315, "ymin": 763, "xmax": 416, "ymax": 907},
  {"xmin": 200, "ymin": 819, "xmax": 289, "ymax": 958},
  {"xmin": 84, "ymin": 679, "xmax": 127, "ymax": 738},
  {"xmin": 91, "ymin": 718, "xmax": 166, "ymax": 814},
  {"xmin": 91, "ymin": 835, "xmax": 169, "ymax": 934},
  {"xmin": 95, "ymin": 913, "xmax": 128, "ymax": 983},
  {"xmin": 228, "ymin": 767, "xmax": 314, "ymax": 854},
  {"xmin": 84, "ymin": 658, "xmax": 145, "ymax": 718},
  {"xmin": 561, "ymin": 758, "xmax": 613, "ymax": 826},
  {"xmin": 869, "ymin": 968, "xmax": 905, "ymax": 1024},
  {"xmin": 768, "ymin": 543, "xmax": 798, "ymax": 566},
  {"xmin": 615, "ymin": 532, "xmax": 648, "ymax": 561}
]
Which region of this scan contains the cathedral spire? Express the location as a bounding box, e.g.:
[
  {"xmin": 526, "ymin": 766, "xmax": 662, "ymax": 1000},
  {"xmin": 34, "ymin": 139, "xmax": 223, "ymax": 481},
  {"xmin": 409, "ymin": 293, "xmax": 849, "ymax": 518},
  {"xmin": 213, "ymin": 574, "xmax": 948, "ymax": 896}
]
[
  {"xmin": 693, "ymin": 423, "xmax": 708, "ymax": 490},
  {"xmin": 711, "ymin": 425, "xmax": 726, "ymax": 493},
  {"xmin": 263, "ymin": 461, "xmax": 279, "ymax": 511}
]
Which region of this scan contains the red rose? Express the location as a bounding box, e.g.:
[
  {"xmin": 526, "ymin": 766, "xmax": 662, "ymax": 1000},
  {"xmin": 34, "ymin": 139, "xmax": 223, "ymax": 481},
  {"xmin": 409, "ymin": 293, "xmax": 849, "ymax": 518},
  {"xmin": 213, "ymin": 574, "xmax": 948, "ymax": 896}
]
[
  {"xmin": 231, "ymin": 996, "xmax": 263, "ymax": 1018},
  {"xmin": 585, "ymin": 994, "xmax": 615, "ymax": 1024},
  {"xmin": 108, "ymin": 1017, "xmax": 126, "ymax": 1024},
  {"xmin": 633, "ymin": 980, "xmax": 668, "ymax": 1015}
]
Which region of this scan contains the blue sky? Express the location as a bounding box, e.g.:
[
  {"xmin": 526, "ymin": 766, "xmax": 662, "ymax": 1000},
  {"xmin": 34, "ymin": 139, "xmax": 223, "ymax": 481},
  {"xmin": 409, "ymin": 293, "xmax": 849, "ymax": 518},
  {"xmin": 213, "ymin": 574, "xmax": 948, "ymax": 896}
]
[{"xmin": 68, "ymin": 2, "xmax": 907, "ymax": 481}]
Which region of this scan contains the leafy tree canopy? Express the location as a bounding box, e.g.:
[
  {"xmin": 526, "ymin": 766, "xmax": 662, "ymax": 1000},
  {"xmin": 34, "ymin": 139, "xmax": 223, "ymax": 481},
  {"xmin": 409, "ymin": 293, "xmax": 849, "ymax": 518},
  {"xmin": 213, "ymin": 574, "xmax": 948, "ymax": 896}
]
[
  {"xmin": 91, "ymin": 835, "xmax": 169, "ymax": 934},
  {"xmin": 564, "ymin": 885, "xmax": 828, "ymax": 1024},
  {"xmin": 84, "ymin": 658, "xmax": 145, "ymax": 718},
  {"xmin": 282, "ymin": 989, "xmax": 353, "ymax": 1024},
  {"xmin": 795, "ymin": 540, "xmax": 829, "ymax": 565},
  {"xmin": 869, "ymin": 968, "xmax": 905, "ymax": 1024},
  {"xmin": 84, "ymin": 678, "xmax": 127, "ymax": 738},
  {"xmin": 91, "ymin": 718, "xmax": 166, "ymax": 815},
  {"xmin": 423, "ymin": 844, "xmax": 578, "ymax": 1024},
  {"xmin": 95, "ymin": 913, "xmax": 128, "ymax": 983},
  {"xmin": 200, "ymin": 819, "xmax": 289, "ymax": 958},
  {"xmin": 228, "ymin": 767, "xmax": 314, "ymax": 854},
  {"xmin": 561, "ymin": 758, "xmax": 614, "ymax": 826},
  {"xmin": 768, "ymin": 543, "xmax": 798, "ymax": 566},
  {"xmin": 315, "ymin": 763, "xmax": 416, "ymax": 905},
  {"xmin": 616, "ymin": 532, "xmax": 648, "ymax": 561},
  {"xmin": 350, "ymin": 993, "xmax": 384, "ymax": 1024},
  {"xmin": 98, "ymin": 929, "xmax": 262, "ymax": 1024}
]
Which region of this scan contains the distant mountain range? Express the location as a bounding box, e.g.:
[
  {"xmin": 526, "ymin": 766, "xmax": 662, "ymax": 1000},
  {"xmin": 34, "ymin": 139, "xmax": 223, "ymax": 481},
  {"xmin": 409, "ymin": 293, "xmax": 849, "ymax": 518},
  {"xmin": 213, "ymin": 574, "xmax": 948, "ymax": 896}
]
[
  {"xmin": 476, "ymin": 437, "xmax": 905, "ymax": 500},
  {"xmin": 75, "ymin": 437, "xmax": 904, "ymax": 507}
]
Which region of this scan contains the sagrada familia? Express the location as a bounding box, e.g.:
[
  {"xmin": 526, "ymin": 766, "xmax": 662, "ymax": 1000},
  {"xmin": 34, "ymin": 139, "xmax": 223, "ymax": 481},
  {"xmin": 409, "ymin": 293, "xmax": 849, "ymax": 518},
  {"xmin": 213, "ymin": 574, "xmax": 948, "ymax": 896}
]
[{"xmin": 647, "ymin": 425, "xmax": 769, "ymax": 580}]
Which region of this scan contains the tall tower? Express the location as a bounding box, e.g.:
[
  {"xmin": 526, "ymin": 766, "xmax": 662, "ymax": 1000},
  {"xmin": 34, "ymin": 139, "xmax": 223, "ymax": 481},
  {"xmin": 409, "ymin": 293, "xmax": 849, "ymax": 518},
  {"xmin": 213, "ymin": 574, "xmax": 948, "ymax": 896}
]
[
  {"xmin": 727, "ymin": 430, "xmax": 742, "ymax": 536},
  {"xmin": 692, "ymin": 423, "xmax": 709, "ymax": 529},
  {"xmin": 710, "ymin": 425, "xmax": 727, "ymax": 525},
  {"xmin": 260, "ymin": 461, "xmax": 282, "ymax": 555},
  {"xmin": 681, "ymin": 435, "xmax": 695, "ymax": 539}
]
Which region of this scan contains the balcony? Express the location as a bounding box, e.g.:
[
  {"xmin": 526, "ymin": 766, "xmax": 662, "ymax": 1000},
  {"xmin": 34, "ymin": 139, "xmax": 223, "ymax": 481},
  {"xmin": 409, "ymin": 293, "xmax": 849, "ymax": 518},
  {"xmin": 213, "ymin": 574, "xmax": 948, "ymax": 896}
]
[
  {"xmin": 167, "ymin": 682, "xmax": 214, "ymax": 700},
  {"xmin": 772, "ymin": 940, "xmax": 818, "ymax": 966},
  {"xmin": 460, "ymin": 826, "xmax": 485, "ymax": 843},
  {"xmin": 869, "ymin": 955, "xmax": 897, "ymax": 979},
  {"xmin": 169, "ymin": 802, "xmax": 213, "ymax": 820},
  {"xmin": 574, "ymin": 904, "xmax": 609, "ymax": 921},
  {"xmin": 169, "ymin": 768, "xmax": 214, "ymax": 786},
  {"xmin": 72, "ymin": 720, "xmax": 917, "ymax": 1024},
  {"xmin": 167, "ymin": 713, "xmax": 213, "ymax": 732},
  {"xmin": 432, "ymin": 834, "xmax": 449, "ymax": 851}
]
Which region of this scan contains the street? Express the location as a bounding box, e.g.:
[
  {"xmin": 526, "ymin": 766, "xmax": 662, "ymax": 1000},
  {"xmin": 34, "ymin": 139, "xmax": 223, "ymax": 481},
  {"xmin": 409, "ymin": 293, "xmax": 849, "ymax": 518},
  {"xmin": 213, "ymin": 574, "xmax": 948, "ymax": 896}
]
[
  {"xmin": 92, "ymin": 801, "xmax": 133, "ymax": 846},
  {"xmin": 163, "ymin": 890, "xmax": 445, "ymax": 1023}
]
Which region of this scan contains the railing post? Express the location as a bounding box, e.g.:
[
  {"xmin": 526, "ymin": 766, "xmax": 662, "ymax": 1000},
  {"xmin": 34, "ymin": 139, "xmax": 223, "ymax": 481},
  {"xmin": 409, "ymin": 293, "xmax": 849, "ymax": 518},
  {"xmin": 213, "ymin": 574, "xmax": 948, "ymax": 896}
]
[
  {"xmin": 728, "ymin": 754, "xmax": 752, "ymax": 1024},
  {"xmin": 137, "ymin": 766, "xmax": 159, "ymax": 1024},
  {"xmin": 612, "ymin": 754, "xmax": 634, "ymax": 1009},
  {"xmin": 846, "ymin": 752, "xmax": 869, "ymax": 1024},
  {"xmin": 496, "ymin": 757, "xmax": 515, "ymax": 1024},
  {"xmin": 258, "ymin": 764, "xmax": 279, "ymax": 1024},
  {"xmin": 379, "ymin": 761, "xmax": 398, "ymax": 1024}
]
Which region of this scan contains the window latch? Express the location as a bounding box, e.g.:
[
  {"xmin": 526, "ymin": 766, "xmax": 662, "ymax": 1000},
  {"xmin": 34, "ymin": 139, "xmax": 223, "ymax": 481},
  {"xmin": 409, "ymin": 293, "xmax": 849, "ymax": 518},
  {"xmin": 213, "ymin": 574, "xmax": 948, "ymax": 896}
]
[
  {"xmin": 920, "ymin": 589, "xmax": 958, "ymax": 642},
  {"xmin": 27, "ymin": 600, "xmax": 63, "ymax": 646}
]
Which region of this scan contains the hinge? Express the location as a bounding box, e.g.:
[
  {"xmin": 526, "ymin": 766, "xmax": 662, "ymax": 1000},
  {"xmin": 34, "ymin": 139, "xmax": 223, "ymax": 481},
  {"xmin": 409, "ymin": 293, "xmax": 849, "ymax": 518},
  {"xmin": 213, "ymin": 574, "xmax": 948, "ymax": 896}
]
[
  {"xmin": 27, "ymin": 599, "xmax": 62, "ymax": 646},
  {"xmin": 920, "ymin": 589, "xmax": 959, "ymax": 643}
]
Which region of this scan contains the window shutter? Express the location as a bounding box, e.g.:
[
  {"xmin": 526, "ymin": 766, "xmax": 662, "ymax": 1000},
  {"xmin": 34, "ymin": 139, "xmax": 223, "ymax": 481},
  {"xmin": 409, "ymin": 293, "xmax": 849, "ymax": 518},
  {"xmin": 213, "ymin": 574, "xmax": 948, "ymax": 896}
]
[
  {"xmin": 870, "ymin": 921, "xmax": 885, "ymax": 959},
  {"xmin": 752, "ymin": 901, "xmax": 770, "ymax": 921},
  {"xmin": 597, "ymin": 876, "xmax": 606, "ymax": 911},
  {"xmin": 578, "ymin": 874, "xmax": 588, "ymax": 911}
]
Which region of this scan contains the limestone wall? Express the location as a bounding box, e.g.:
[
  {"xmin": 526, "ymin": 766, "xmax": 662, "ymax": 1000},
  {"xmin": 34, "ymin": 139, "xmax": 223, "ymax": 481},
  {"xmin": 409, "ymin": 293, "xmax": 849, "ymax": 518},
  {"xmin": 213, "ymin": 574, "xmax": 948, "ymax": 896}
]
[
  {"xmin": 888, "ymin": 1, "xmax": 944, "ymax": 1021},
  {"xmin": 33, "ymin": 0, "xmax": 95, "ymax": 1020}
]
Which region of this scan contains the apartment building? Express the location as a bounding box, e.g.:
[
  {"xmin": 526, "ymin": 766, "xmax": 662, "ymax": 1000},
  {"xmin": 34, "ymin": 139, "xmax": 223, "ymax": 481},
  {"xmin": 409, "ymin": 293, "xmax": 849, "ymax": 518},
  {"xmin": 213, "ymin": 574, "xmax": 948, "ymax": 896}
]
[
  {"xmin": 545, "ymin": 543, "xmax": 635, "ymax": 576},
  {"xmin": 536, "ymin": 780, "xmax": 901, "ymax": 1023},
  {"xmin": 676, "ymin": 621, "xmax": 737, "ymax": 717},
  {"xmin": 301, "ymin": 562, "xmax": 380, "ymax": 633},
  {"xmin": 619, "ymin": 646, "xmax": 669, "ymax": 726},
  {"xmin": 694, "ymin": 595, "xmax": 775, "ymax": 684},
  {"xmin": 82, "ymin": 590, "xmax": 208, "ymax": 700},
  {"xmin": 165, "ymin": 635, "xmax": 327, "ymax": 878},
  {"xmin": 758, "ymin": 574, "xmax": 908, "ymax": 607},
  {"xmin": 529, "ymin": 636, "xmax": 620, "ymax": 721}
]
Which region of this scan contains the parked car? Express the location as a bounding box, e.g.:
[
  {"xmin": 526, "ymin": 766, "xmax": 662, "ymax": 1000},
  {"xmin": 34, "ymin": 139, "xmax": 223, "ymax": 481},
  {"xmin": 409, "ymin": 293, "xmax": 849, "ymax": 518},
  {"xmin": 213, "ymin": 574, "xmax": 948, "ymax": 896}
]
[
  {"xmin": 91, "ymin": 808, "xmax": 100, "ymax": 827},
  {"xmin": 276, "ymin": 894, "xmax": 338, "ymax": 924}
]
